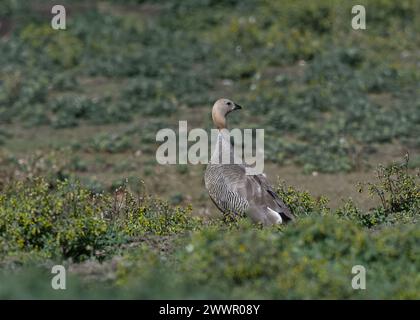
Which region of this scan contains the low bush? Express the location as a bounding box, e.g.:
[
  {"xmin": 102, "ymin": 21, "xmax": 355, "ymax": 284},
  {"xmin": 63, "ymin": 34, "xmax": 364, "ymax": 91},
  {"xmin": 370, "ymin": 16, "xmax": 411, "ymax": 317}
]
[
  {"xmin": 338, "ymin": 156, "xmax": 419, "ymax": 228},
  {"xmin": 0, "ymin": 177, "xmax": 203, "ymax": 263},
  {"xmin": 116, "ymin": 215, "xmax": 420, "ymax": 299},
  {"xmin": 0, "ymin": 179, "xmax": 108, "ymax": 261},
  {"xmin": 276, "ymin": 182, "xmax": 330, "ymax": 217},
  {"xmin": 106, "ymin": 184, "xmax": 203, "ymax": 236},
  {"xmin": 90, "ymin": 132, "xmax": 133, "ymax": 153}
]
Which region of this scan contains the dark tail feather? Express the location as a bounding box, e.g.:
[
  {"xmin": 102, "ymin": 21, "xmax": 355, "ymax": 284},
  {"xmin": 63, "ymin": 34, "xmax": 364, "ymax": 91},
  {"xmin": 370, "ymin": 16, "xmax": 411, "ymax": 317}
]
[{"xmin": 266, "ymin": 189, "xmax": 294, "ymax": 222}]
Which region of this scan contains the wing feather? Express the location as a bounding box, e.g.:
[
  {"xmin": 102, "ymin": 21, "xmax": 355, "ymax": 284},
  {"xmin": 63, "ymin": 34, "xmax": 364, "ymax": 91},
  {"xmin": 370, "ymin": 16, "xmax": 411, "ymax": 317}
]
[{"xmin": 216, "ymin": 164, "xmax": 294, "ymax": 223}]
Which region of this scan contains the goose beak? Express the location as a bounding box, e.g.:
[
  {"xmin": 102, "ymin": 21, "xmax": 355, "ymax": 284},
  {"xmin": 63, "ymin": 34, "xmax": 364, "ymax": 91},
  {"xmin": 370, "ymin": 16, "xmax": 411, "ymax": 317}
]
[{"xmin": 233, "ymin": 103, "xmax": 242, "ymax": 110}]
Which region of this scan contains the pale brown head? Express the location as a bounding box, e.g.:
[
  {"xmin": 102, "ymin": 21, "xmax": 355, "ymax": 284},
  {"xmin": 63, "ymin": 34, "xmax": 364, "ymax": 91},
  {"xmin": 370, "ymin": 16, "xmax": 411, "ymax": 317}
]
[{"xmin": 212, "ymin": 98, "xmax": 242, "ymax": 129}]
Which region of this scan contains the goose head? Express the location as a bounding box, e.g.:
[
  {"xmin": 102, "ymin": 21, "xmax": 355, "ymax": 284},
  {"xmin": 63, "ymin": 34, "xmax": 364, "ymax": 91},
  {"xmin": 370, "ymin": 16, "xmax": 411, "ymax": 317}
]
[{"xmin": 212, "ymin": 98, "xmax": 242, "ymax": 130}]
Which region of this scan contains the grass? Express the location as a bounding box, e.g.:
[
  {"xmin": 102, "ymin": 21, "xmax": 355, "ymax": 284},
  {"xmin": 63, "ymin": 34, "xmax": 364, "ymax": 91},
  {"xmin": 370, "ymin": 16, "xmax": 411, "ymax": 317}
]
[
  {"xmin": 0, "ymin": 0, "xmax": 419, "ymax": 298},
  {"xmin": 0, "ymin": 158, "xmax": 419, "ymax": 298}
]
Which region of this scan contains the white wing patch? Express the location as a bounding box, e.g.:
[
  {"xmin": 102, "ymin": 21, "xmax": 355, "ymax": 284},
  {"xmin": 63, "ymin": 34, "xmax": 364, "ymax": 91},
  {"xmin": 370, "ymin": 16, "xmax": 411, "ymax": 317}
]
[{"xmin": 267, "ymin": 207, "xmax": 283, "ymax": 224}]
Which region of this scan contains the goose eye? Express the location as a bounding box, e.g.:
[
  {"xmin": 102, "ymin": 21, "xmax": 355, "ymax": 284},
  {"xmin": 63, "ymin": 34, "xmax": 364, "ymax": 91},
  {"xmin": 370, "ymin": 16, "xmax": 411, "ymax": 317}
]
[{"xmin": 227, "ymin": 102, "xmax": 232, "ymax": 106}]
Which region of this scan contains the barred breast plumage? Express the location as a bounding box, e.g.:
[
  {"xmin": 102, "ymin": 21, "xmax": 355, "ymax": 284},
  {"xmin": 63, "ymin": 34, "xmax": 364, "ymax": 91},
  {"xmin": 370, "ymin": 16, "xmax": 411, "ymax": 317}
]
[{"xmin": 205, "ymin": 164, "xmax": 249, "ymax": 217}]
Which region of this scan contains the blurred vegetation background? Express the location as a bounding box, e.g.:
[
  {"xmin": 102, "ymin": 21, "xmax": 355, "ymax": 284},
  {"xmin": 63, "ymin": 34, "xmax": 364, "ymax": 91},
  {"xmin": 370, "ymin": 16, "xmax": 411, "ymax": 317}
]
[{"xmin": 0, "ymin": 0, "xmax": 419, "ymax": 299}]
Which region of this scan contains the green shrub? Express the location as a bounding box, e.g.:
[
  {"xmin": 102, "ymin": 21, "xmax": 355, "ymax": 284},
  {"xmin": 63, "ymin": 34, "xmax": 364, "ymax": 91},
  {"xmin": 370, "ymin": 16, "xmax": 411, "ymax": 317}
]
[
  {"xmin": 20, "ymin": 24, "xmax": 83, "ymax": 69},
  {"xmin": 0, "ymin": 176, "xmax": 204, "ymax": 262},
  {"xmin": 48, "ymin": 96, "xmax": 132, "ymax": 128},
  {"xmin": 116, "ymin": 215, "xmax": 420, "ymax": 299},
  {"xmin": 338, "ymin": 156, "xmax": 419, "ymax": 228},
  {"xmin": 111, "ymin": 189, "xmax": 202, "ymax": 236},
  {"xmin": 0, "ymin": 179, "xmax": 108, "ymax": 261},
  {"xmin": 276, "ymin": 182, "xmax": 330, "ymax": 217},
  {"xmin": 90, "ymin": 132, "xmax": 133, "ymax": 153},
  {"xmin": 365, "ymin": 156, "xmax": 419, "ymax": 213}
]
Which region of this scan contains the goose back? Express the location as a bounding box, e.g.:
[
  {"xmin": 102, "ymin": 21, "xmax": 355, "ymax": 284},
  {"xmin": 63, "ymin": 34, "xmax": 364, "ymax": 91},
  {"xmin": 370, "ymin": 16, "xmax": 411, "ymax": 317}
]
[{"xmin": 204, "ymin": 131, "xmax": 294, "ymax": 225}]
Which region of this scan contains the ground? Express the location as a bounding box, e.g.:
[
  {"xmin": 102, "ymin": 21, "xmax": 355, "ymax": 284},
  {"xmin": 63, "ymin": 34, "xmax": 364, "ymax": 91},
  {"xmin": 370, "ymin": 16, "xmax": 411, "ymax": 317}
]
[{"xmin": 0, "ymin": 0, "xmax": 419, "ymax": 299}]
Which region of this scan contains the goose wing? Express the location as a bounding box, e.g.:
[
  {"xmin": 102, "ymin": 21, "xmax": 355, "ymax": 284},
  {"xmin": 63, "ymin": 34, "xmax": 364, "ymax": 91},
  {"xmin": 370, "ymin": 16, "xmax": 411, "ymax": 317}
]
[
  {"xmin": 223, "ymin": 165, "xmax": 294, "ymax": 224},
  {"xmin": 248, "ymin": 174, "xmax": 294, "ymax": 222}
]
